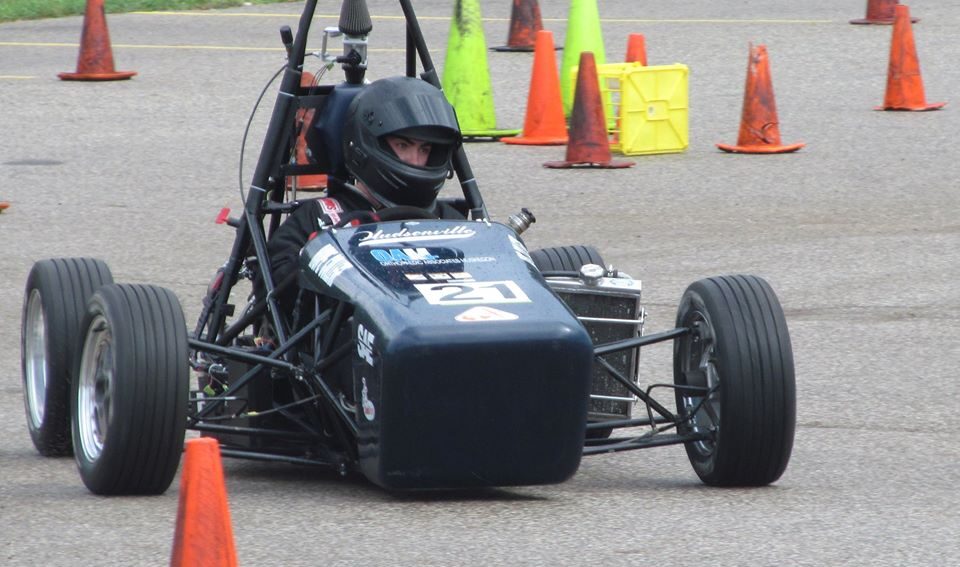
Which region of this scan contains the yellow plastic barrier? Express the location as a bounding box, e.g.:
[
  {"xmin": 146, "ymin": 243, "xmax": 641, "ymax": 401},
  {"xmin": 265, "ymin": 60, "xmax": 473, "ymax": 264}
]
[{"xmin": 572, "ymin": 62, "xmax": 689, "ymax": 156}]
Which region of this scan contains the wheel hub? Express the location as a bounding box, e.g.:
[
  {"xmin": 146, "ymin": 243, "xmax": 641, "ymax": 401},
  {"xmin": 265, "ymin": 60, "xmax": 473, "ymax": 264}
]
[{"xmin": 680, "ymin": 314, "xmax": 720, "ymax": 456}]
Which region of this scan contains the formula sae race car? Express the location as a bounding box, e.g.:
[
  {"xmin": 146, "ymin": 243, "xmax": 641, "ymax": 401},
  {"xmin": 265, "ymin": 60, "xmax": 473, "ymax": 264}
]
[{"xmin": 20, "ymin": 0, "xmax": 795, "ymax": 494}]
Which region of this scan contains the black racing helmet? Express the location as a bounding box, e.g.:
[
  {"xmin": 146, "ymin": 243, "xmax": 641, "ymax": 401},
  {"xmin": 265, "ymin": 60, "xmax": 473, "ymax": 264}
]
[{"xmin": 342, "ymin": 76, "xmax": 462, "ymax": 208}]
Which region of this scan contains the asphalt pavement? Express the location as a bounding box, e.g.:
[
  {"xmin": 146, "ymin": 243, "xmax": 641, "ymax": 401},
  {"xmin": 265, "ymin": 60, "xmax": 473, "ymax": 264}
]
[{"xmin": 1, "ymin": 1, "xmax": 958, "ymax": 565}]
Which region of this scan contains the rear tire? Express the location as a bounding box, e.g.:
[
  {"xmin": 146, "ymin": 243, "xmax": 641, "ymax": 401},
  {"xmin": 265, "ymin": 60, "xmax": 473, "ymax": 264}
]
[
  {"xmin": 72, "ymin": 284, "xmax": 189, "ymax": 495},
  {"xmin": 21, "ymin": 258, "xmax": 113, "ymax": 456},
  {"xmin": 673, "ymin": 275, "xmax": 795, "ymax": 486},
  {"xmin": 530, "ymin": 245, "xmax": 605, "ymax": 274}
]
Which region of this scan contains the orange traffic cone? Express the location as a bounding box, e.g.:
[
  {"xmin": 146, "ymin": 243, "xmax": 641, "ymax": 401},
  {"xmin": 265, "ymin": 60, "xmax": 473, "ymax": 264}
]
[
  {"xmin": 544, "ymin": 52, "xmax": 634, "ymax": 169},
  {"xmin": 170, "ymin": 438, "xmax": 238, "ymax": 567},
  {"xmin": 492, "ymin": 0, "xmax": 547, "ymax": 52},
  {"xmin": 0, "ymin": 201, "xmax": 10, "ymax": 213},
  {"xmin": 502, "ymin": 31, "xmax": 568, "ymax": 146},
  {"xmin": 611, "ymin": 33, "xmax": 647, "ymax": 146},
  {"xmin": 626, "ymin": 33, "xmax": 647, "ymax": 65},
  {"xmin": 875, "ymin": 5, "xmax": 945, "ymax": 111},
  {"xmin": 717, "ymin": 44, "xmax": 804, "ymax": 154},
  {"xmin": 287, "ymin": 71, "xmax": 328, "ymax": 192},
  {"xmin": 851, "ymin": 0, "xmax": 918, "ymax": 25},
  {"xmin": 59, "ymin": 0, "xmax": 136, "ymax": 81}
]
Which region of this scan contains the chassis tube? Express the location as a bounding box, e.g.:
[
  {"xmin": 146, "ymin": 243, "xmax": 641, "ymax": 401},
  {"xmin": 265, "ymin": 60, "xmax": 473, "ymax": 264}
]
[
  {"xmin": 242, "ymin": 0, "xmax": 319, "ymax": 345},
  {"xmin": 594, "ymin": 327, "xmax": 689, "ymax": 356},
  {"xmin": 583, "ymin": 432, "xmax": 710, "ymax": 455}
]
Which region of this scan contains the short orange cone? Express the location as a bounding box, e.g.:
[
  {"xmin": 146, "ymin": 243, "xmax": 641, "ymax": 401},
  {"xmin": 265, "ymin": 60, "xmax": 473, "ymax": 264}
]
[
  {"xmin": 59, "ymin": 0, "xmax": 136, "ymax": 81},
  {"xmin": 287, "ymin": 71, "xmax": 327, "ymax": 192},
  {"xmin": 611, "ymin": 33, "xmax": 647, "ymax": 147},
  {"xmin": 492, "ymin": 0, "xmax": 546, "ymax": 52},
  {"xmin": 502, "ymin": 30, "xmax": 568, "ymax": 146},
  {"xmin": 626, "ymin": 33, "xmax": 647, "ymax": 65},
  {"xmin": 544, "ymin": 52, "xmax": 634, "ymax": 169},
  {"xmin": 875, "ymin": 5, "xmax": 944, "ymax": 111},
  {"xmin": 717, "ymin": 44, "xmax": 804, "ymax": 154},
  {"xmin": 851, "ymin": 0, "xmax": 918, "ymax": 25},
  {"xmin": 170, "ymin": 438, "xmax": 238, "ymax": 567}
]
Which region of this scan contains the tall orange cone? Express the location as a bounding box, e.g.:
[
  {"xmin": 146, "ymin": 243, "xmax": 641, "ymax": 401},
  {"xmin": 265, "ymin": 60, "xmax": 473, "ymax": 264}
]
[
  {"xmin": 59, "ymin": 0, "xmax": 136, "ymax": 81},
  {"xmin": 170, "ymin": 438, "xmax": 238, "ymax": 567},
  {"xmin": 492, "ymin": 0, "xmax": 547, "ymax": 52},
  {"xmin": 502, "ymin": 31, "xmax": 568, "ymax": 146},
  {"xmin": 544, "ymin": 52, "xmax": 634, "ymax": 169},
  {"xmin": 716, "ymin": 44, "xmax": 804, "ymax": 154},
  {"xmin": 851, "ymin": 0, "xmax": 918, "ymax": 25},
  {"xmin": 287, "ymin": 71, "xmax": 327, "ymax": 192},
  {"xmin": 626, "ymin": 33, "xmax": 647, "ymax": 65},
  {"xmin": 875, "ymin": 5, "xmax": 945, "ymax": 111}
]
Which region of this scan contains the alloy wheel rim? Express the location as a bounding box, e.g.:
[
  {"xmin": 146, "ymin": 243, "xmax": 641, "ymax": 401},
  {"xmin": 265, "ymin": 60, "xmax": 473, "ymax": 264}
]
[
  {"xmin": 24, "ymin": 289, "xmax": 48, "ymax": 428},
  {"xmin": 77, "ymin": 315, "xmax": 113, "ymax": 461}
]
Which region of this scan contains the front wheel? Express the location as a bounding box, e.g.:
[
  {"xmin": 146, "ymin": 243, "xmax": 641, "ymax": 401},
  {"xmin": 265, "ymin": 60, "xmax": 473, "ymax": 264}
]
[
  {"xmin": 673, "ymin": 275, "xmax": 795, "ymax": 486},
  {"xmin": 72, "ymin": 284, "xmax": 189, "ymax": 495}
]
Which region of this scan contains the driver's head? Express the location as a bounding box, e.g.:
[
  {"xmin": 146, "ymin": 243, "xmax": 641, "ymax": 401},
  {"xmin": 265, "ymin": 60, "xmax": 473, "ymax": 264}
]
[{"xmin": 342, "ymin": 76, "xmax": 462, "ymax": 208}]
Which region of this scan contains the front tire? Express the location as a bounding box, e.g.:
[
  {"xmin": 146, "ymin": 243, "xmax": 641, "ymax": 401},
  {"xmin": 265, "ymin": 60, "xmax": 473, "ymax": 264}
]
[
  {"xmin": 673, "ymin": 275, "xmax": 795, "ymax": 486},
  {"xmin": 21, "ymin": 258, "xmax": 113, "ymax": 456},
  {"xmin": 73, "ymin": 284, "xmax": 189, "ymax": 495}
]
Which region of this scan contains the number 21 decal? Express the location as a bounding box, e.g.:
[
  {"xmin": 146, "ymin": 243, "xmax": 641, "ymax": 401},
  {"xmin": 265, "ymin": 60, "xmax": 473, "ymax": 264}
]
[{"xmin": 414, "ymin": 280, "xmax": 531, "ymax": 305}]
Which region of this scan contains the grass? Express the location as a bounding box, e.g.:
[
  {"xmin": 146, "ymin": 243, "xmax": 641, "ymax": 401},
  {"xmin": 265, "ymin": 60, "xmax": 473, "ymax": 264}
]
[{"xmin": 0, "ymin": 0, "xmax": 298, "ymax": 23}]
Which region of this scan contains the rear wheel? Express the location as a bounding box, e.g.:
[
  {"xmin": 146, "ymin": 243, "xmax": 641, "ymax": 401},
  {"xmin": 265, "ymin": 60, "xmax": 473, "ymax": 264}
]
[
  {"xmin": 530, "ymin": 245, "xmax": 605, "ymax": 274},
  {"xmin": 73, "ymin": 284, "xmax": 189, "ymax": 495},
  {"xmin": 531, "ymin": 245, "xmax": 612, "ymax": 439},
  {"xmin": 21, "ymin": 258, "xmax": 113, "ymax": 456},
  {"xmin": 673, "ymin": 275, "xmax": 795, "ymax": 486}
]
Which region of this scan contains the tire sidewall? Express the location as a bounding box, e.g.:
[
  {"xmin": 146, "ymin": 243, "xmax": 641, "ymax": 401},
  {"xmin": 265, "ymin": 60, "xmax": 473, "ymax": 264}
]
[{"xmin": 21, "ymin": 262, "xmax": 70, "ymax": 452}]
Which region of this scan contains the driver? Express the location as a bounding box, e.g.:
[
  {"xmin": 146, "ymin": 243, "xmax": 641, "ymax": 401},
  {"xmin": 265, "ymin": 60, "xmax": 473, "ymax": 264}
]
[{"xmin": 265, "ymin": 76, "xmax": 464, "ymax": 312}]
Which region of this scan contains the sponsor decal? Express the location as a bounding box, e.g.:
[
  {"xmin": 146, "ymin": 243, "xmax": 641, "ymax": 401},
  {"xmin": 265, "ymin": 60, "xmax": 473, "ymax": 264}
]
[
  {"xmin": 367, "ymin": 245, "xmax": 495, "ymax": 267},
  {"xmin": 455, "ymin": 306, "xmax": 520, "ymax": 322},
  {"xmin": 318, "ymin": 198, "xmax": 343, "ymax": 225},
  {"xmin": 356, "ymin": 225, "xmax": 475, "ymax": 247},
  {"xmin": 376, "ymin": 256, "xmax": 495, "ymax": 267},
  {"xmin": 357, "ymin": 323, "xmax": 375, "ymax": 366},
  {"xmin": 508, "ymin": 234, "xmax": 535, "ymax": 266},
  {"xmin": 370, "ymin": 247, "xmax": 438, "ymax": 264},
  {"xmin": 414, "ymin": 280, "xmax": 531, "ymax": 306},
  {"xmin": 308, "ymin": 243, "xmax": 352, "ymax": 285},
  {"xmin": 405, "ymin": 272, "xmax": 473, "ymax": 282},
  {"xmin": 361, "ymin": 378, "xmax": 375, "ymax": 421}
]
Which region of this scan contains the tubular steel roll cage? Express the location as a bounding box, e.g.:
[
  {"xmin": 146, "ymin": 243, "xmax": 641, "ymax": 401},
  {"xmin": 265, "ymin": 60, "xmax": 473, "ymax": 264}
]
[{"xmin": 185, "ymin": 0, "xmax": 711, "ymax": 470}]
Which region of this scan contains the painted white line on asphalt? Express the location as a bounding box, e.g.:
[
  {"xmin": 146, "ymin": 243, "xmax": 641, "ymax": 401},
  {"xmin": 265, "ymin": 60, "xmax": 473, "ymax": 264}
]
[
  {"xmin": 0, "ymin": 41, "xmax": 404, "ymax": 52},
  {"xmin": 129, "ymin": 11, "xmax": 833, "ymax": 24}
]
